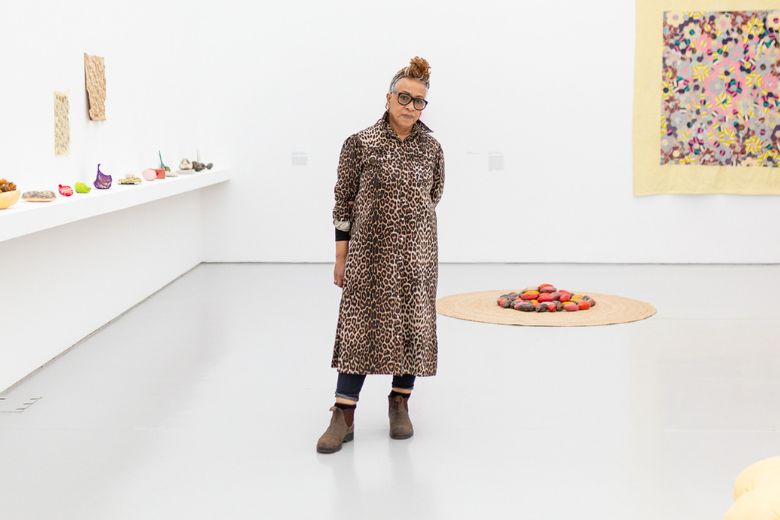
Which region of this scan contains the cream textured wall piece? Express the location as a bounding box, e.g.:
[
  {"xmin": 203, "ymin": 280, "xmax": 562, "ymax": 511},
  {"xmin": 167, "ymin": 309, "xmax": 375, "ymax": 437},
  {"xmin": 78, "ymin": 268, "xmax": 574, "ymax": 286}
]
[
  {"xmin": 83, "ymin": 53, "xmax": 106, "ymax": 121},
  {"xmin": 54, "ymin": 91, "xmax": 70, "ymax": 155}
]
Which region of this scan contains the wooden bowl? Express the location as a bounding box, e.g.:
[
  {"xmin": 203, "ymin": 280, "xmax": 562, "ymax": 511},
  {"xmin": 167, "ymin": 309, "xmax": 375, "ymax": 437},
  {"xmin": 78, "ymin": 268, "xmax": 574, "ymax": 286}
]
[{"xmin": 0, "ymin": 190, "xmax": 20, "ymax": 209}]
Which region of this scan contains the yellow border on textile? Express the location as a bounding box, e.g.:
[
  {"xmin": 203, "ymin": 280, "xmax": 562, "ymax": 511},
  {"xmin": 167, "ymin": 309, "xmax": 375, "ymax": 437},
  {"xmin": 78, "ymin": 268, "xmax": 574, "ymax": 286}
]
[{"xmin": 633, "ymin": 0, "xmax": 780, "ymax": 195}]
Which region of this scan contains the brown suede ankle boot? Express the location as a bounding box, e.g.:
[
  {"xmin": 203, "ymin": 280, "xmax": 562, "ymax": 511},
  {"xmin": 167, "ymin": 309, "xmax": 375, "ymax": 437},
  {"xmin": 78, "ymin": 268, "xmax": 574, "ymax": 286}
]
[
  {"xmin": 388, "ymin": 393, "xmax": 414, "ymax": 439},
  {"xmin": 316, "ymin": 405, "xmax": 355, "ymax": 454}
]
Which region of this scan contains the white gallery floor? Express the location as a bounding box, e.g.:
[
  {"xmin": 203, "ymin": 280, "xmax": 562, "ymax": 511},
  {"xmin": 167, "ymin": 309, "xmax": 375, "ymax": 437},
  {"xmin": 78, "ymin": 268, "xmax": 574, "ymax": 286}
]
[{"xmin": 1, "ymin": 263, "xmax": 779, "ymax": 520}]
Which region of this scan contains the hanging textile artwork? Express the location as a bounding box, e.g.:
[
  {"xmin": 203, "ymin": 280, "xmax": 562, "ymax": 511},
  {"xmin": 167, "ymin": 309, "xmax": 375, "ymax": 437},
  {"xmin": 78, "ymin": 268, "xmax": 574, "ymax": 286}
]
[{"xmin": 633, "ymin": 0, "xmax": 780, "ymax": 194}]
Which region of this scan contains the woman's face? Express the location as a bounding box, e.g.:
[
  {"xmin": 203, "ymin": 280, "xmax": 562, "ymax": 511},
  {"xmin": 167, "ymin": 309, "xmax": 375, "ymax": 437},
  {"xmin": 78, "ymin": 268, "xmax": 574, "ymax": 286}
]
[{"xmin": 386, "ymin": 77, "xmax": 428, "ymax": 131}]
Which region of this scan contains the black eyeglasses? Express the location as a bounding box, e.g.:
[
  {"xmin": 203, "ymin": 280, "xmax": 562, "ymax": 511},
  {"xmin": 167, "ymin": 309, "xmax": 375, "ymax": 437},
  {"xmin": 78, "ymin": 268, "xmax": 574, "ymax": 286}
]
[{"xmin": 396, "ymin": 91, "xmax": 428, "ymax": 110}]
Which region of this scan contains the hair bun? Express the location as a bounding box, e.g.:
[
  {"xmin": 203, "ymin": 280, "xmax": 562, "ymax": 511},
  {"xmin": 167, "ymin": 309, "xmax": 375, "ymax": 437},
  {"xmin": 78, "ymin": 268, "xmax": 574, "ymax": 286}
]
[{"xmin": 406, "ymin": 56, "xmax": 431, "ymax": 83}]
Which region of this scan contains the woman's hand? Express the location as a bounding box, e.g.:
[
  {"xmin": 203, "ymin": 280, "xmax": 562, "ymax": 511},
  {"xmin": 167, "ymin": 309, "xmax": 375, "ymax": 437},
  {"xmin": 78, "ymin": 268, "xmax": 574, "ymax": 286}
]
[
  {"xmin": 334, "ymin": 241, "xmax": 349, "ymax": 287},
  {"xmin": 333, "ymin": 257, "xmax": 346, "ymax": 288}
]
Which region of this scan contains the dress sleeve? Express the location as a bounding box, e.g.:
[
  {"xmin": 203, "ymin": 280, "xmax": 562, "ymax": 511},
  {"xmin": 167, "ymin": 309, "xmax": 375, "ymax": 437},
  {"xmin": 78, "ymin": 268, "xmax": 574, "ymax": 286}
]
[
  {"xmin": 333, "ymin": 135, "xmax": 361, "ymax": 241},
  {"xmin": 431, "ymin": 144, "xmax": 445, "ymax": 207}
]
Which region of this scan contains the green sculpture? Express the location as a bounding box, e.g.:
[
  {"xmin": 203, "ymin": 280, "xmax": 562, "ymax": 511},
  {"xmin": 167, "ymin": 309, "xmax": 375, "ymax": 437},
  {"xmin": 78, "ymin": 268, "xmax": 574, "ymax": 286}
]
[{"xmin": 74, "ymin": 182, "xmax": 92, "ymax": 194}]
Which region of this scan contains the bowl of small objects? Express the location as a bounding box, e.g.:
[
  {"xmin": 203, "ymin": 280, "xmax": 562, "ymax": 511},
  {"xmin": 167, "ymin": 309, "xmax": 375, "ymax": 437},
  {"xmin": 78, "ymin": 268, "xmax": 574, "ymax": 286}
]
[
  {"xmin": 0, "ymin": 178, "xmax": 20, "ymax": 209},
  {"xmin": 497, "ymin": 283, "xmax": 597, "ymax": 313}
]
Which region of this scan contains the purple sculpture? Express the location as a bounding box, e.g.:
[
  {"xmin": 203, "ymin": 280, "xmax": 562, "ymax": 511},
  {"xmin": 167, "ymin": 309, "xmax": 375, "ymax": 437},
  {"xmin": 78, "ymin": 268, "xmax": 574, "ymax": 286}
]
[{"xmin": 93, "ymin": 163, "xmax": 112, "ymax": 189}]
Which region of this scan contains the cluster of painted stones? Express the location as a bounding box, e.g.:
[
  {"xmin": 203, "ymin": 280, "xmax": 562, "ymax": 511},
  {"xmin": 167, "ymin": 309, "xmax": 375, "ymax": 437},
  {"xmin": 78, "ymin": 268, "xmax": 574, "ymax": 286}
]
[{"xmin": 497, "ymin": 284, "xmax": 597, "ymax": 313}]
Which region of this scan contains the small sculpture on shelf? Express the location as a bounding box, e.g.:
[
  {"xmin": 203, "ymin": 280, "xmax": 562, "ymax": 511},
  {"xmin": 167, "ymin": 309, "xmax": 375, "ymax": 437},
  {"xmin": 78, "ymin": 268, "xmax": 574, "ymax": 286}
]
[
  {"xmin": 191, "ymin": 149, "xmax": 214, "ymax": 172},
  {"xmin": 93, "ymin": 163, "xmax": 112, "ymax": 189},
  {"xmin": 177, "ymin": 158, "xmax": 194, "ymax": 175},
  {"xmin": 159, "ymin": 151, "xmax": 177, "ymax": 177},
  {"xmin": 142, "ymin": 168, "xmax": 166, "ymax": 180},
  {"xmin": 58, "ymin": 184, "xmax": 74, "ymax": 196},
  {"xmin": 74, "ymin": 182, "xmax": 92, "ymax": 193},
  {"xmin": 22, "ymin": 190, "xmax": 57, "ymax": 202},
  {"xmin": 0, "ymin": 178, "xmax": 20, "ymax": 209},
  {"xmin": 192, "ymin": 161, "xmax": 213, "ymax": 172},
  {"xmin": 118, "ymin": 174, "xmax": 142, "ymax": 185}
]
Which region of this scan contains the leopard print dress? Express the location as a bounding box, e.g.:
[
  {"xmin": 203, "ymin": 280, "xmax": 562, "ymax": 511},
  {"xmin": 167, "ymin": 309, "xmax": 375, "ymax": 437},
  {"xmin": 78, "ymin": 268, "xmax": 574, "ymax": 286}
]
[{"xmin": 331, "ymin": 111, "xmax": 445, "ymax": 377}]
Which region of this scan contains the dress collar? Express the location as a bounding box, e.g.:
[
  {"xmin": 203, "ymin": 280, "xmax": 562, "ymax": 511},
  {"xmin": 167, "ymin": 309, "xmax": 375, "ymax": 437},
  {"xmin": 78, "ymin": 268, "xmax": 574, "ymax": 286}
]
[{"xmin": 378, "ymin": 110, "xmax": 433, "ymax": 140}]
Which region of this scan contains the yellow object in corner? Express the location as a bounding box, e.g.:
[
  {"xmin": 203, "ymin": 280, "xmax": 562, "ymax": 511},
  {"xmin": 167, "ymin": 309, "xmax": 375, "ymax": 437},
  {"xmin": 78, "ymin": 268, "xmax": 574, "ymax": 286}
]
[
  {"xmin": 733, "ymin": 456, "xmax": 780, "ymax": 500},
  {"xmin": 725, "ymin": 484, "xmax": 780, "ymax": 519}
]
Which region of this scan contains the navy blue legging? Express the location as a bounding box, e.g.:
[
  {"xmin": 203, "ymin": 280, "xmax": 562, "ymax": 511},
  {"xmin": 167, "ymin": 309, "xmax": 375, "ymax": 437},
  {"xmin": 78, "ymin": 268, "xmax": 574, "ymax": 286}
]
[{"xmin": 335, "ymin": 372, "xmax": 415, "ymax": 402}]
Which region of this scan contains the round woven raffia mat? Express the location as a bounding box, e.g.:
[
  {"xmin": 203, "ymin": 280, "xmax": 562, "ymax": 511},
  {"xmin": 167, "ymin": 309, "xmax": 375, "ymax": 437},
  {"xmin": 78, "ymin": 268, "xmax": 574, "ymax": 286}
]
[{"xmin": 436, "ymin": 290, "xmax": 656, "ymax": 327}]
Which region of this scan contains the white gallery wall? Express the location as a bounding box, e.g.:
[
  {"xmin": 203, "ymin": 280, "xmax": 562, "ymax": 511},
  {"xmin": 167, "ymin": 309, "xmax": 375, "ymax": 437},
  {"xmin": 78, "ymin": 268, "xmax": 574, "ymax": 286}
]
[
  {"xmin": 0, "ymin": 1, "xmax": 207, "ymax": 391},
  {"xmin": 197, "ymin": 0, "xmax": 780, "ymax": 263}
]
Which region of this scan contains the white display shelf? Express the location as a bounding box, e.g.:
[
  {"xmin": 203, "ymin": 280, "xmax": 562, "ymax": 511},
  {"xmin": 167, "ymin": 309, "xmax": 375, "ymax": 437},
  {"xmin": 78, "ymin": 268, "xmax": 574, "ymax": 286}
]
[{"xmin": 0, "ymin": 169, "xmax": 230, "ymax": 244}]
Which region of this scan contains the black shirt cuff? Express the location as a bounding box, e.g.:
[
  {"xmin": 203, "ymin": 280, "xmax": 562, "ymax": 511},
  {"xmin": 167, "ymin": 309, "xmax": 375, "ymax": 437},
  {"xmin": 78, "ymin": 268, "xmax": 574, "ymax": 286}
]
[{"xmin": 335, "ymin": 228, "xmax": 351, "ymax": 241}]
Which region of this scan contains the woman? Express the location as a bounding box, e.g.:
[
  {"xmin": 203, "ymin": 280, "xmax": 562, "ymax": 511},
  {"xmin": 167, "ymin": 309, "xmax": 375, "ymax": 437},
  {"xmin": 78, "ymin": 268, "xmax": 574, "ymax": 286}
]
[{"xmin": 317, "ymin": 56, "xmax": 445, "ymax": 454}]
